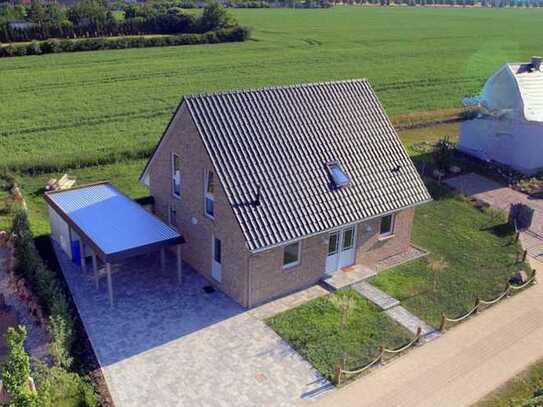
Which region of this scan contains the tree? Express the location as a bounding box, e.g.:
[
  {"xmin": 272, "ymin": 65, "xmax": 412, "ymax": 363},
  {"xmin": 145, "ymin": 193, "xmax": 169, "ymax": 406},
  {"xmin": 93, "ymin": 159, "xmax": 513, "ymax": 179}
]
[
  {"xmin": 27, "ymin": 0, "xmax": 47, "ymax": 26},
  {"xmin": 1, "ymin": 326, "xmax": 39, "ymax": 407},
  {"xmin": 199, "ymin": 1, "xmax": 233, "ymax": 32}
]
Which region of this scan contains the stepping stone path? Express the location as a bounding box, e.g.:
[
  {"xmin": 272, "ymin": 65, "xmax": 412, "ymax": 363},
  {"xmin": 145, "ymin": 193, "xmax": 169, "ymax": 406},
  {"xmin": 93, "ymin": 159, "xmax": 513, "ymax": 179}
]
[
  {"xmin": 352, "ymin": 281, "xmax": 399, "ymax": 310},
  {"xmin": 352, "ymin": 281, "xmax": 439, "ymax": 341},
  {"xmin": 385, "ymin": 306, "xmax": 435, "ymax": 337}
]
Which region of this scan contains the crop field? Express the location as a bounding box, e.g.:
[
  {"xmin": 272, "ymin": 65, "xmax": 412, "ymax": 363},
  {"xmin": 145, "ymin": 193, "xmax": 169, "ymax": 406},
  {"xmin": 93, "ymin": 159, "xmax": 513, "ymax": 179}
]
[{"xmin": 1, "ymin": 6, "xmax": 542, "ymax": 173}]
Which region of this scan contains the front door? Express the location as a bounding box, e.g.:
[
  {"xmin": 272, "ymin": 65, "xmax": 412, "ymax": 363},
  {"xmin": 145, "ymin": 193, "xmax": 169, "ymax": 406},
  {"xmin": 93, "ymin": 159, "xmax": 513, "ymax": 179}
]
[
  {"xmin": 211, "ymin": 236, "xmax": 222, "ymax": 282},
  {"xmin": 325, "ymin": 225, "xmax": 357, "ymax": 275}
]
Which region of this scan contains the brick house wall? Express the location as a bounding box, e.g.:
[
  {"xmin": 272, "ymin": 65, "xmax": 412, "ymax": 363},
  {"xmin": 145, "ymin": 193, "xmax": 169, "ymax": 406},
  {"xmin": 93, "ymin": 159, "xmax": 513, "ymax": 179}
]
[
  {"xmin": 246, "ymin": 208, "xmax": 415, "ymax": 306},
  {"xmin": 146, "ymin": 103, "xmax": 418, "ymax": 308},
  {"xmin": 148, "ymin": 105, "xmax": 251, "ymax": 306}
]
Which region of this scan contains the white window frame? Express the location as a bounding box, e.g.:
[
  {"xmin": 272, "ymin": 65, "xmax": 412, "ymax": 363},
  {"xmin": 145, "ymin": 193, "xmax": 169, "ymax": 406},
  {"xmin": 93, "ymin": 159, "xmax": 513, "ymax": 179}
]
[
  {"xmin": 379, "ymin": 213, "xmax": 395, "ymax": 238},
  {"xmin": 172, "ymin": 153, "xmax": 181, "ymax": 199},
  {"xmin": 204, "ymin": 169, "xmax": 215, "ymax": 219},
  {"xmin": 282, "ymin": 241, "xmax": 301, "ymax": 270}
]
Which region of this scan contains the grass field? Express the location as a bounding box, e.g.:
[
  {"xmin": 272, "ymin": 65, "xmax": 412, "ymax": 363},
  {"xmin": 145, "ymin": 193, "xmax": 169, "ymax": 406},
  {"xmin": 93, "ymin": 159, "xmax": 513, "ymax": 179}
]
[{"xmin": 1, "ymin": 7, "xmax": 542, "ymax": 172}]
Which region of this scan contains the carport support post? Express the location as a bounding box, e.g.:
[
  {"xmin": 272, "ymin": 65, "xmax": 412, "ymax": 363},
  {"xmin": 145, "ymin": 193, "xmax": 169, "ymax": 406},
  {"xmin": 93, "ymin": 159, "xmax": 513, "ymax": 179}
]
[
  {"xmin": 160, "ymin": 248, "xmax": 166, "ymax": 271},
  {"xmin": 80, "ymin": 241, "xmax": 86, "ymax": 273},
  {"xmin": 106, "ymin": 262, "xmax": 113, "ymax": 307},
  {"xmin": 176, "ymin": 245, "xmax": 182, "ymax": 284},
  {"xmin": 92, "ymin": 252, "xmax": 98, "ymax": 289}
]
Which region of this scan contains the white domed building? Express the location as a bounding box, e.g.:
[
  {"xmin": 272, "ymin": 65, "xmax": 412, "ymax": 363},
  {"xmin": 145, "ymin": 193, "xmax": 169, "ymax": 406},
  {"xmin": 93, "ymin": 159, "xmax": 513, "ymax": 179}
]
[{"xmin": 458, "ymin": 57, "xmax": 543, "ymax": 175}]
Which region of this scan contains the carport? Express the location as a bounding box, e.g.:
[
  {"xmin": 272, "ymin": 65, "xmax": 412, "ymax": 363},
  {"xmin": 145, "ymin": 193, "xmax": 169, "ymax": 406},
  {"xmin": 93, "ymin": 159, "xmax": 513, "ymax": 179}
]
[{"xmin": 45, "ymin": 182, "xmax": 184, "ymax": 306}]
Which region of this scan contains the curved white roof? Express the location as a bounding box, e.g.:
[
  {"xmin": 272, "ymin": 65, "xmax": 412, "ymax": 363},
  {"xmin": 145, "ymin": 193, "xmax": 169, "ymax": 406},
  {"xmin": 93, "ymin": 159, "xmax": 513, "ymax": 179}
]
[{"xmin": 508, "ymin": 63, "xmax": 543, "ymax": 122}]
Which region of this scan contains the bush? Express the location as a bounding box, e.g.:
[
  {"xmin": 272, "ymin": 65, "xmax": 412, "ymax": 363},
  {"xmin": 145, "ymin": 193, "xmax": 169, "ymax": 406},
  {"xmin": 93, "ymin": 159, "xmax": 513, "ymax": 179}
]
[{"xmin": 2, "ymin": 326, "xmax": 43, "ymax": 406}]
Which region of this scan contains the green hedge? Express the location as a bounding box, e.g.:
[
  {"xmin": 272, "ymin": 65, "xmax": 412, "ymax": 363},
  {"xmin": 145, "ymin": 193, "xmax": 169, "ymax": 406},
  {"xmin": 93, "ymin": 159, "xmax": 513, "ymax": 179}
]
[
  {"xmin": 10, "ymin": 209, "xmax": 98, "ymax": 406},
  {"xmin": 0, "ymin": 26, "xmax": 250, "ymax": 58}
]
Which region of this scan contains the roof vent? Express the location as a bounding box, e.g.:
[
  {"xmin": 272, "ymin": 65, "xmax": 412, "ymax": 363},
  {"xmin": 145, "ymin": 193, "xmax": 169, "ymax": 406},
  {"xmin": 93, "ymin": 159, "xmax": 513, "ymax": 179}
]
[
  {"xmin": 326, "ymin": 161, "xmax": 350, "ymax": 189},
  {"xmin": 530, "ymin": 56, "xmax": 542, "ymax": 72}
]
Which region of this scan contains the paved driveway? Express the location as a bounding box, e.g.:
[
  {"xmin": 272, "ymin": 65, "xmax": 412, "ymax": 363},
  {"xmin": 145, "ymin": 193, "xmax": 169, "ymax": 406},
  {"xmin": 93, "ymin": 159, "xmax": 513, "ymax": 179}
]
[{"xmin": 55, "ymin": 244, "xmax": 330, "ymax": 406}]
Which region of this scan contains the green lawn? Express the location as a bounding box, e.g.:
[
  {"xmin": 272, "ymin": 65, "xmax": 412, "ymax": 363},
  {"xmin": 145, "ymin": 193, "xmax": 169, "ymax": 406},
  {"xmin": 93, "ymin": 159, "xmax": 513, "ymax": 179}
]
[
  {"xmin": 1, "ymin": 7, "xmax": 542, "ymax": 172},
  {"xmin": 267, "ymin": 289, "xmax": 412, "ymax": 382},
  {"xmin": 475, "ymin": 359, "xmax": 543, "ymax": 407},
  {"xmin": 371, "ymin": 182, "xmax": 526, "ymax": 328}
]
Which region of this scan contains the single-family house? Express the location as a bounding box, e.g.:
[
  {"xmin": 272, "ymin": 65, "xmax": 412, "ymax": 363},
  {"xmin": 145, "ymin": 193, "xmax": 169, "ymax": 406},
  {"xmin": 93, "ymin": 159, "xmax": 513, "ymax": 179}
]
[
  {"xmin": 458, "ymin": 57, "xmax": 543, "ymax": 175},
  {"xmin": 139, "ymin": 79, "xmax": 431, "ymax": 307}
]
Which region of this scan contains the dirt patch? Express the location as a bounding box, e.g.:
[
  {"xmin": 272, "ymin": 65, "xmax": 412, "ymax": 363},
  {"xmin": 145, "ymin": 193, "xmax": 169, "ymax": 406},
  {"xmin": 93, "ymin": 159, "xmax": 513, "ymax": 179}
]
[{"xmin": 391, "ymin": 108, "xmax": 464, "ymax": 130}]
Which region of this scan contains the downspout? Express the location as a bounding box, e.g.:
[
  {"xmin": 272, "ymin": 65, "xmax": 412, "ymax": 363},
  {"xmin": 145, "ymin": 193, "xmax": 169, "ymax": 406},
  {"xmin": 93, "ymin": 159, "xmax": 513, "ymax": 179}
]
[{"xmin": 246, "ymin": 252, "xmax": 252, "ymax": 308}]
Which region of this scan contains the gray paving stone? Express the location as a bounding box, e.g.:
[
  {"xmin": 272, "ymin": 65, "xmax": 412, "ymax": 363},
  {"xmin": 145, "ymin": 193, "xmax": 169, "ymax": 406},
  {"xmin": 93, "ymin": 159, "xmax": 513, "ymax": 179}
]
[
  {"xmin": 53, "ymin": 242, "xmax": 332, "ymax": 407},
  {"xmin": 385, "ymin": 306, "xmax": 435, "ymax": 336},
  {"xmin": 352, "ymin": 281, "xmax": 400, "ymax": 310}
]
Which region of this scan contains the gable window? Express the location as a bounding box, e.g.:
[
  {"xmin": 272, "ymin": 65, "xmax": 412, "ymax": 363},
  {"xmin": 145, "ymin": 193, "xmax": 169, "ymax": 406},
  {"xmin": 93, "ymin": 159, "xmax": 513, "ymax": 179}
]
[
  {"xmin": 380, "ymin": 214, "xmax": 395, "ymax": 237},
  {"xmin": 327, "ymin": 161, "xmax": 350, "ymax": 189},
  {"xmin": 283, "ymin": 241, "xmax": 301, "ymax": 269},
  {"xmin": 169, "ymin": 203, "xmax": 177, "ymax": 228},
  {"xmin": 172, "ymin": 153, "xmax": 181, "ymax": 198},
  {"xmin": 204, "ymin": 169, "xmax": 215, "ymax": 218}
]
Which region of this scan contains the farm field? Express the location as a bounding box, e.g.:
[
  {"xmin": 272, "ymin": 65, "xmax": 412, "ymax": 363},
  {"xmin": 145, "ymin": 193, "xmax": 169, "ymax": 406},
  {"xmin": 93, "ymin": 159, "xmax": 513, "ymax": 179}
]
[{"xmin": 1, "ymin": 7, "xmax": 543, "ymax": 173}]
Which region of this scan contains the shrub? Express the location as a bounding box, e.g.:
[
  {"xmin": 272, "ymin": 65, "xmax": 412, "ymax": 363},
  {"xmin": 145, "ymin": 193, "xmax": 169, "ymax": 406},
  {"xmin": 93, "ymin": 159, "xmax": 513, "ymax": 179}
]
[
  {"xmin": 2, "ymin": 326, "xmax": 41, "ymax": 406},
  {"xmin": 26, "ymin": 41, "xmax": 42, "ymax": 55},
  {"xmin": 32, "ymin": 363, "xmax": 98, "ymax": 407}
]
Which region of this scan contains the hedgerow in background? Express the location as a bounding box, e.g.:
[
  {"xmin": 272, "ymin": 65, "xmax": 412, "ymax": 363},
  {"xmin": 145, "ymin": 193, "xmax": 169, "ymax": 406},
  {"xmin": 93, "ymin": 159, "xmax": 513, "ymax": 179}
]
[
  {"xmin": 0, "ymin": 26, "xmax": 250, "ymax": 58},
  {"xmin": 0, "ymin": 0, "xmax": 240, "ymax": 42}
]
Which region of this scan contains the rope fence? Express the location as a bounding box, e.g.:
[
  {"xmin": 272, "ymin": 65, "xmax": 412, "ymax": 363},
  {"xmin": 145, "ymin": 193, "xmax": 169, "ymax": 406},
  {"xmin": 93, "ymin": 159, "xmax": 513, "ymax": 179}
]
[
  {"xmin": 439, "ymin": 269, "xmax": 536, "ymax": 332},
  {"xmin": 335, "ymin": 327, "xmax": 422, "ymax": 385},
  {"xmin": 334, "ymin": 270, "xmax": 536, "ymax": 386}
]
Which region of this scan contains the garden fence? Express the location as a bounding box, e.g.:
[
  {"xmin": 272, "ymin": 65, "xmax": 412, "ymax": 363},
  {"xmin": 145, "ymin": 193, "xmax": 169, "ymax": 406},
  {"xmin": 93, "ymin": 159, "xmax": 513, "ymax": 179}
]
[{"xmin": 439, "ymin": 269, "xmax": 536, "ymax": 331}]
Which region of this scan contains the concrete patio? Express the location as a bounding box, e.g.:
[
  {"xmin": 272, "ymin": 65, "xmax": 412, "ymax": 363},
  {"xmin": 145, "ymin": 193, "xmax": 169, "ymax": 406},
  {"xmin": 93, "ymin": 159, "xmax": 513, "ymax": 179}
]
[{"xmin": 54, "ymin": 243, "xmax": 331, "ymax": 406}]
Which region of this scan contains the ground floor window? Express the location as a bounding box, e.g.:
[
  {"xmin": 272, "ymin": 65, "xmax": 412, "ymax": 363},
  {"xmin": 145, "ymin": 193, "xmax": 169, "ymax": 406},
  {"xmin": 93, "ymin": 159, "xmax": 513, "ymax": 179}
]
[
  {"xmin": 380, "ymin": 213, "xmax": 395, "ymax": 237},
  {"xmin": 283, "ymin": 241, "xmax": 301, "ymax": 269}
]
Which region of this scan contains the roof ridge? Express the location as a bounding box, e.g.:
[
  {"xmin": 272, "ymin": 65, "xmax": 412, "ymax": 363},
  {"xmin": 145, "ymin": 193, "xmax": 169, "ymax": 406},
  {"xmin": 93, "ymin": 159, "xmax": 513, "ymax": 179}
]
[{"xmin": 184, "ymin": 78, "xmax": 368, "ymax": 100}]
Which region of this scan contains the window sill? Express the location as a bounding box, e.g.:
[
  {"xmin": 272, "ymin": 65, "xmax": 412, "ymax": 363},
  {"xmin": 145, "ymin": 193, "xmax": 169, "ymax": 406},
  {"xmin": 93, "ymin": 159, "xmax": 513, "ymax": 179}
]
[
  {"xmin": 282, "ymin": 262, "xmax": 300, "ymax": 271},
  {"xmin": 378, "ymin": 233, "xmax": 395, "ymax": 242}
]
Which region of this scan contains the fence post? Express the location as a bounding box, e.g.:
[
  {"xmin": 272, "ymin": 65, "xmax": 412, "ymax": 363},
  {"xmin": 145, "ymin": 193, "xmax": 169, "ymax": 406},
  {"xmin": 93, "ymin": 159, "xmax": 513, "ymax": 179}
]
[
  {"xmin": 439, "ymin": 313, "xmax": 447, "ymax": 332},
  {"xmin": 522, "ymin": 249, "xmax": 528, "ymax": 262},
  {"xmin": 415, "ymin": 327, "xmax": 422, "ymax": 344},
  {"xmin": 334, "ymin": 358, "xmax": 343, "ymax": 386},
  {"xmin": 515, "ymin": 231, "xmax": 520, "ymax": 243},
  {"xmin": 505, "ymin": 282, "xmax": 512, "ymax": 297},
  {"xmin": 473, "ymin": 297, "xmax": 480, "ymax": 314},
  {"xmin": 378, "ymin": 344, "xmax": 385, "ymax": 365}
]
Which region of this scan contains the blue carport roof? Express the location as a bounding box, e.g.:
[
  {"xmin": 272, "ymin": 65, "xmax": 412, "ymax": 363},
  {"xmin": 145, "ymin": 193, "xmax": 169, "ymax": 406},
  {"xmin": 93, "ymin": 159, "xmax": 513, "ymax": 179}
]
[{"xmin": 45, "ymin": 183, "xmax": 183, "ymax": 262}]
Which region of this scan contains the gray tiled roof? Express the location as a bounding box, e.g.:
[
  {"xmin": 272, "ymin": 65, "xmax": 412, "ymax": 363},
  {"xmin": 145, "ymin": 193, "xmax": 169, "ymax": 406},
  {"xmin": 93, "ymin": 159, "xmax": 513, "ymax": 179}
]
[{"xmin": 186, "ymin": 79, "xmax": 431, "ymax": 252}]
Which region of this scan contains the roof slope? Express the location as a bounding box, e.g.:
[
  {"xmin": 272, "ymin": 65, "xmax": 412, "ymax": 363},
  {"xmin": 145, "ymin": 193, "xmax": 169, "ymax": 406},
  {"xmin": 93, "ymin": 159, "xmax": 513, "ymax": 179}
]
[
  {"xmin": 184, "ymin": 79, "xmax": 430, "ymax": 252},
  {"xmin": 508, "ymin": 63, "xmax": 543, "ymax": 122}
]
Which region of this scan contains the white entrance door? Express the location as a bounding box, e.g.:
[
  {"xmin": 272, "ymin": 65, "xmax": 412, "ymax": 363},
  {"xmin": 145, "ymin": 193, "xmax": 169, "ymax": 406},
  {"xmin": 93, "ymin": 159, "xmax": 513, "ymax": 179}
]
[
  {"xmin": 325, "ymin": 225, "xmax": 357, "ymax": 275},
  {"xmin": 212, "ymin": 236, "xmax": 222, "ymax": 282}
]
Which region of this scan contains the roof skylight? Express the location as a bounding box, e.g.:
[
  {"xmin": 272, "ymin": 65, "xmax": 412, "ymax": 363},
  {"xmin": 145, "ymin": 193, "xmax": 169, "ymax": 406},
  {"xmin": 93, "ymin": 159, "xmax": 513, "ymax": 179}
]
[{"xmin": 327, "ymin": 161, "xmax": 350, "ymax": 189}]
